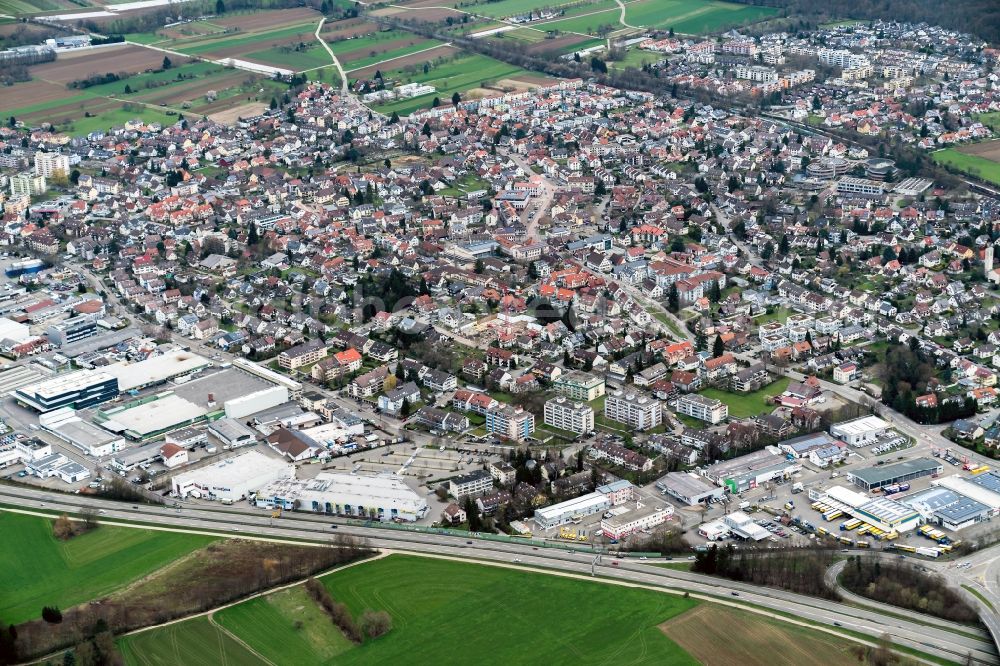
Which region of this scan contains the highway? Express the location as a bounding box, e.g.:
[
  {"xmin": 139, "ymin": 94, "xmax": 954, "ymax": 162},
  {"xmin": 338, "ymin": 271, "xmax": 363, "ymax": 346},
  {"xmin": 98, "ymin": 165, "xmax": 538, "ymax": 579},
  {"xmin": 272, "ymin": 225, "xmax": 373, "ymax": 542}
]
[{"xmin": 1, "ymin": 484, "xmax": 996, "ymax": 666}]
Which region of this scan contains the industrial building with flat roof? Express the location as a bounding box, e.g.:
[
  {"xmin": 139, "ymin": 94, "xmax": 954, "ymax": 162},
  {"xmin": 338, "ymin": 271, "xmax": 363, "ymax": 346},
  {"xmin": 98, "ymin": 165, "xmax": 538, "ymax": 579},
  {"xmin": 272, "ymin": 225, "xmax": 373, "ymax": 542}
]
[
  {"xmin": 104, "ymin": 349, "xmax": 212, "ymax": 392},
  {"xmin": 703, "ymin": 446, "xmax": 801, "ymax": 493},
  {"xmin": 40, "ymin": 408, "xmax": 125, "ymax": 457},
  {"xmin": 812, "ymin": 485, "xmax": 921, "ymax": 532},
  {"xmin": 656, "ymin": 472, "xmax": 725, "ymax": 506},
  {"xmin": 254, "ymin": 472, "xmax": 428, "ymax": 521},
  {"xmin": 902, "ymin": 487, "xmax": 992, "ymax": 531},
  {"xmin": 601, "ymin": 505, "xmax": 672, "ymax": 540},
  {"xmin": 846, "ymin": 457, "xmax": 942, "ymax": 491},
  {"xmin": 830, "ymin": 415, "xmax": 891, "ymax": 447},
  {"xmin": 934, "ymin": 474, "xmax": 1000, "ymax": 513},
  {"xmin": 14, "ymin": 370, "xmax": 118, "ymax": 412},
  {"xmin": 99, "ymin": 392, "xmax": 208, "ymax": 441},
  {"xmin": 534, "ymin": 491, "xmax": 612, "ymax": 529},
  {"xmin": 171, "ymin": 450, "xmax": 293, "ymax": 502}
]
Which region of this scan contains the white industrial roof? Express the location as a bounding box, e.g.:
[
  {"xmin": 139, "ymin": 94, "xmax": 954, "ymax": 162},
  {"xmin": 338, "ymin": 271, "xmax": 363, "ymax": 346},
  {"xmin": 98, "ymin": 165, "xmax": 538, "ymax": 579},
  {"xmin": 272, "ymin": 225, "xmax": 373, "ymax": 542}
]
[
  {"xmin": 534, "ymin": 491, "xmax": 609, "ymax": 519},
  {"xmin": 831, "ymin": 415, "xmax": 890, "ymax": 435},
  {"xmin": 935, "ymin": 475, "xmax": 1000, "ymax": 510},
  {"xmin": 104, "ymin": 349, "xmax": 210, "ymax": 391},
  {"xmin": 173, "ymin": 450, "xmax": 292, "ymax": 487},
  {"xmin": 103, "ymin": 393, "xmax": 206, "ymax": 436},
  {"xmin": 22, "ymin": 369, "xmax": 115, "ymax": 399},
  {"xmin": 824, "ymin": 484, "xmax": 868, "ymax": 508}
]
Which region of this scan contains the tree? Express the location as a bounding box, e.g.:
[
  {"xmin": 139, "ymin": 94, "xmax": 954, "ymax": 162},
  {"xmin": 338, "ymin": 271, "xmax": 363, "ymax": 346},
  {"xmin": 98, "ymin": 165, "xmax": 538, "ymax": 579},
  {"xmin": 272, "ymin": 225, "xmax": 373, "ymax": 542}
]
[
  {"xmin": 712, "ymin": 335, "xmax": 724, "ymax": 358},
  {"xmin": 667, "ymin": 283, "xmax": 679, "ymax": 313},
  {"xmin": 162, "ymin": 56, "xmax": 172, "ymax": 70},
  {"xmin": 594, "ymin": 180, "xmax": 606, "ymax": 196},
  {"xmin": 388, "ymin": 111, "xmax": 399, "ymax": 124},
  {"xmin": 709, "ymin": 280, "xmax": 721, "ymax": 303},
  {"xmin": 431, "ymin": 97, "xmax": 440, "ymax": 108},
  {"xmin": 779, "ymin": 234, "xmax": 790, "ymax": 255},
  {"xmin": 269, "ymin": 96, "xmax": 278, "ymax": 110},
  {"xmin": 123, "ymin": 84, "xmax": 132, "ymax": 94},
  {"xmin": 474, "ymin": 258, "xmax": 485, "ymax": 274},
  {"xmin": 52, "ymin": 514, "xmax": 75, "ymax": 540},
  {"xmin": 41, "ymin": 606, "xmax": 62, "ymax": 624},
  {"xmin": 248, "ymin": 222, "xmax": 259, "ymax": 246},
  {"xmin": 215, "ymin": 0, "xmax": 225, "ymax": 13},
  {"xmin": 451, "ymin": 91, "xmax": 461, "ymax": 106}
]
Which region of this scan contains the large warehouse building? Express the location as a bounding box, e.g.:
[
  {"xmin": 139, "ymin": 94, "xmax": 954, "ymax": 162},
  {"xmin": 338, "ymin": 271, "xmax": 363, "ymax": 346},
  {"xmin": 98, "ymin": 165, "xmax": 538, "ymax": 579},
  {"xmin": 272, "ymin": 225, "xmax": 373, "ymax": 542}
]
[
  {"xmin": 171, "ymin": 450, "xmax": 293, "ymax": 502},
  {"xmin": 703, "ymin": 446, "xmax": 800, "ymax": 493},
  {"xmin": 901, "ymin": 487, "xmax": 992, "ymax": 531},
  {"xmin": 830, "ymin": 415, "xmax": 890, "ymax": 447},
  {"xmin": 810, "ymin": 485, "xmax": 922, "ymax": 533},
  {"xmin": 846, "ymin": 457, "xmax": 942, "ymax": 491},
  {"xmin": 534, "ymin": 492, "xmax": 612, "ymax": 529},
  {"xmin": 656, "ymin": 471, "xmax": 725, "ymax": 506},
  {"xmin": 104, "ymin": 349, "xmax": 211, "ymax": 392},
  {"xmin": 255, "ymin": 472, "xmax": 428, "ymax": 522}
]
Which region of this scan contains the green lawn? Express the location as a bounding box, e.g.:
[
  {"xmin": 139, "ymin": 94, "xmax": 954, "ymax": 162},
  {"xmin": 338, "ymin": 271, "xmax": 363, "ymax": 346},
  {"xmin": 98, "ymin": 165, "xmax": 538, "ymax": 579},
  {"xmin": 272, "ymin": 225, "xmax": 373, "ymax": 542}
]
[
  {"xmin": 609, "ymin": 48, "xmax": 664, "ymax": 70},
  {"xmin": 468, "ymin": 0, "xmax": 588, "ymax": 18},
  {"xmin": 978, "ymin": 112, "xmax": 1000, "ymax": 133},
  {"xmin": 177, "ymin": 22, "xmax": 319, "ymax": 56},
  {"xmin": 932, "ymin": 146, "xmax": 1000, "ymax": 188},
  {"xmin": 119, "ymin": 616, "xmax": 268, "ymax": 666},
  {"xmin": 0, "ymin": 511, "xmax": 215, "ymax": 625},
  {"xmin": 755, "ymin": 306, "xmax": 792, "ymax": 324},
  {"xmin": 699, "ymin": 376, "xmax": 790, "ymax": 418},
  {"xmin": 244, "ymin": 43, "xmax": 333, "ymax": 70},
  {"xmin": 214, "ymin": 586, "xmax": 354, "ymax": 665},
  {"xmin": 327, "ymin": 29, "xmax": 413, "ymax": 54},
  {"xmin": 313, "ymin": 554, "xmax": 697, "ymax": 665}
]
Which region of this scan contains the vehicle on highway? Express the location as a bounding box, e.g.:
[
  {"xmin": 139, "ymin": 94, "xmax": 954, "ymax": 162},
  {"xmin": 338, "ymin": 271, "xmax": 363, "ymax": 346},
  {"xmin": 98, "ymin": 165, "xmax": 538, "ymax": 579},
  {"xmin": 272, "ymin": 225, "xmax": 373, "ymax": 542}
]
[
  {"xmin": 466, "ymin": 540, "xmax": 473, "ymax": 545},
  {"xmin": 731, "ymin": 591, "xmax": 740, "ymax": 596},
  {"xmin": 330, "ymin": 524, "xmax": 338, "ymax": 529}
]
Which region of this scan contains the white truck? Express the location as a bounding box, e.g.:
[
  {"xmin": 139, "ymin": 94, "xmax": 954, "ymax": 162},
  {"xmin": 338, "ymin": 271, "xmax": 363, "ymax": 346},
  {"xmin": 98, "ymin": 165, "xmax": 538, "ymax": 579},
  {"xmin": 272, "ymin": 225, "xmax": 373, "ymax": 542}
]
[{"xmin": 791, "ymin": 482, "xmax": 804, "ymax": 494}]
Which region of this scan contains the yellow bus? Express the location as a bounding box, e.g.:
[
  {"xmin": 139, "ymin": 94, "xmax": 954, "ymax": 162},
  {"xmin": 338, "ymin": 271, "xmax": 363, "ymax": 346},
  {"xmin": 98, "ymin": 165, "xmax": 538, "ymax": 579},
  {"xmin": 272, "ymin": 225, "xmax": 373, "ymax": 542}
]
[{"xmin": 841, "ymin": 518, "xmax": 862, "ymax": 531}]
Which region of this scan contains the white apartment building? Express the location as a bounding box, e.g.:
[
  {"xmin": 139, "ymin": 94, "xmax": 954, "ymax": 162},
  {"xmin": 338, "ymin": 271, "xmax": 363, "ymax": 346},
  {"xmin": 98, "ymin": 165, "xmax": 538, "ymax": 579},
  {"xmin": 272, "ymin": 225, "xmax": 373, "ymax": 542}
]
[
  {"xmin": 544, "ymin": 396, "xmax": 594, "ymax": 434},
  {"xmin": 735, "ymin": 65, "xmax": 778, "ymax": 83},
  {"xmin": 675, "ymin": 394, "xmax": 728, "ymax": 424},
  {"xmin": 34, "ymin": 151, "xmax": 70, "ymax": 178},
  {"xmin": 604, "ymin": 390, "xmax": 662, "ymax": 431},
  {"xmin": 449, "ymin": 469, "xmax": 493, "ymax": 498},
  {"xmin": 553, "ymin": 371, "xmax": 605, "ymax": 402}
]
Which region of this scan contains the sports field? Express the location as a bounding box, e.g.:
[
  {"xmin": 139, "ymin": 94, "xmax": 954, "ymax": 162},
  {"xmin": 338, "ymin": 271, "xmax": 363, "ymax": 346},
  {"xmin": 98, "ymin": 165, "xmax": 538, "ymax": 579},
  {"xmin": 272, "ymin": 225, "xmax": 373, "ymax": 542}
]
[
  {"xmin": 214, "ymin": 586, "xmax": 355, "ymax": 665},
  {"xmin": 699, "ymin": 376, "xmax": 790, "ymax": 418},
  {"xmin": 933, "ymin": 143, "xmax": 1000, "ymax": 187},
  {"xmin": 119, "ymin": 616, "xmax": 268, "ymax": 666},
  {"xmin": 660, "ymin": 604, "xmax": 864, "ymax": 666},
  {"xmin": 0, "ymin": 511, "xmax": 214, "ymax": 625}
]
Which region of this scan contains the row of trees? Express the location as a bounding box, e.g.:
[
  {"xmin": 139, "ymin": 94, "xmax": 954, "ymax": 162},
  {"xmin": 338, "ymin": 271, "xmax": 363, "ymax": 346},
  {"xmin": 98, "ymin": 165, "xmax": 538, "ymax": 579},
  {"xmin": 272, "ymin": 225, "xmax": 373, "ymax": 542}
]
[{"xmin": 303, "ymin": 578, "xmax": 391, "ymax": 641}]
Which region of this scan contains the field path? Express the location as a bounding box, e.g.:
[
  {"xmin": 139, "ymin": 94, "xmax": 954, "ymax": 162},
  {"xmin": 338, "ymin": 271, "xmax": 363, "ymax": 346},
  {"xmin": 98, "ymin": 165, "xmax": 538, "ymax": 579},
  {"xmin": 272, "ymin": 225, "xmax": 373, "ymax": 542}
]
[
  {"xmin": 315, "ymin": 17, "xmax": 348, "ymax": 93},
  {"xmin": 207, "ymin": 613, "xmax": 277, "ymax": 666}
]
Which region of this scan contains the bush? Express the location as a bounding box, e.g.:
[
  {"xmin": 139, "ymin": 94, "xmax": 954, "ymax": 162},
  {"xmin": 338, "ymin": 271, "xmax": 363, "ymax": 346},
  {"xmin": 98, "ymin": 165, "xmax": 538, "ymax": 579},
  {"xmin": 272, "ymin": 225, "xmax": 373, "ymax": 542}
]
[
  {"xmin": 360, "ymin": 609, "xmax": 392, "ymax": 638},
  {"xmin": 41, "ymin": 607, "xmax": 62, "ymax": 624},
  {"xmin": 303, "ymin": 578, "xmax": 362, "ymax": 643}
]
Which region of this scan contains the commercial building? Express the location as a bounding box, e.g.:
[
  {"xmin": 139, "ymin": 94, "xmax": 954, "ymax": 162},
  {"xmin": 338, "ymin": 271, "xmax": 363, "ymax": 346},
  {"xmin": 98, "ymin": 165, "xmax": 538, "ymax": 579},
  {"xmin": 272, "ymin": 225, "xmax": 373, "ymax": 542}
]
[
  {"xmin": 0, "ymin": 436, "xmax": 51, "ymax": 468},
  {"xmin": 534, "ymin": 491, "xmax": 612, "ymax": 529},
  {"xmin": 934, "ymin": 474, "xmax": 1000, "ymax": 515},
  {"xmin": 485, "ymin": 405, "xmax": 534, "ymax": 441},
  {"xmin": 604, "ymin": 390, "xmax": 662, "ymax": 430},
  {"xmin": 675, "ymin": 394, "xmax": 728, "ymax": 424},
  {"xmin": 232, "ymin": 358, "xmax": 303, "ymax": 400},
  {"xmin": 99, "ymin": 392, "xmax": 208, "ymax": 441},
  {"xmin": 449, "ymin": 469, "xmax": 494, "ymax": 498},
  {"xmin": 40, "ymin": 408, "xmax": 126, "ymax": 457},
  {"xmin": 171, "ymin": 450, "xmax": 294, "ymax": 502},
  {"xmin": 846, "ymin": 457, "xmax": 942, "ymax": 491},
  {"xmin": 902, "ymin": 487, "xmax": 991, "ymax": 531},
  {"xmin": 255, "ymin": 472, "xmax": 428, "ymax": 522},
  {"xmin": 722, "ymin": 511, "xmax": 771, "ymax": 541},
  {"xmin": 46, "ymin": 317, "xmax": 99, "ymax": 347},
  {"xmin": 0, "ymin": 317, "xmax": 31, "ymax": 344},
  {"xmin": 543, "ymin": 396, "xmax": 594, "ymax": 434},
  {"xmin": 703, "ymin": 446, "xmax": 800, "ymax": 493},
  {"xmin": 553, "ymin": 371, "xmax": 605, "ymax": 402},
  {"xmin": 208, "ymin": 418, "xmax": 258, "ymax": 449},
  {"xmin": 816, "ymin": 485, "xmax": 922, "ymax": 533},
  {"xmin": 836, "ymin": 177, "xmax": 885, "ymax": 197},
  {"xmin": 224, "ymin": 386, "xmax": 289, "ymax": 419},
  {"xmin": 25, "ymin": 452, "xmax": 90, "ymax": 483},
  {"xmin": 830, "ymin": 415, "xmax": 891, "ymax": 447},
  {"xmin": 656, "ymin": 471, "xmax": 726, "ymax": 506},
  {"xmin": 104, "ymin": 349, "xmax": 212, "ymax": 393},
  {"xmin": 14, "ymin": 370, "xmax": 119, "ymax": 413},
  {"xmin": 601, "ymin": 505, "xmax": 673, "ymax": 540}
]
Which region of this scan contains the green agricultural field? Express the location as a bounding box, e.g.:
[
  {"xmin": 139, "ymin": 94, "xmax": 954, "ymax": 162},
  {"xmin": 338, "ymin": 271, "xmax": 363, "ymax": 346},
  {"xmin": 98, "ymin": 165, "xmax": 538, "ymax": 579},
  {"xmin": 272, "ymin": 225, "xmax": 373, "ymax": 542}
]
[
  {"xmin": 534, "ymin": 8, "xmax": 621, "ymax": 35},
  {"xmin": 932, "ymin": 147, "xmax": 1000, "ymax": 187},
  {"xmin": 119, "ymin": 616, "xmax": 268, "ymax": 666},
  {"xmin": 0, "ymin": 512, "xmax": 214, "ymax": 625},
  {"xmin": 371, "ymin": 53, "xmax": 530, "ymax": 116},
  {"xmin": 624, "ymin": 0, "xmax": 778, "ymax": 33},
  {"xmin": 177, "ymin": 22, "xmax": 318, "ymax": 56},
  {"xmin": 609, "ymin": 48, "xmax": 664, "ymax": 70},
  {"xmin": 699, "ymin": 376, "xmax": 791, "ymax": 418},
  {"xmin": 244, "ymin": 43, "xmax": 333, "ymax": 69},
  {"xmin": 315, "ymin": 555, "xmax": 697, "ymax": 665},
  {"xmin": 214, "ymin": 587, "xmax": 354, "ymax": 665},
  {"xmin": 327, "ymin": 29, "xmax": 412, "ymax": 54},
  {"xmin": 342, "ymin": 40, "xmax": 443, "ymax": 71},
  {"xmin": 468, "ymin": 0, "xmax": 582, "ymax": 18}
]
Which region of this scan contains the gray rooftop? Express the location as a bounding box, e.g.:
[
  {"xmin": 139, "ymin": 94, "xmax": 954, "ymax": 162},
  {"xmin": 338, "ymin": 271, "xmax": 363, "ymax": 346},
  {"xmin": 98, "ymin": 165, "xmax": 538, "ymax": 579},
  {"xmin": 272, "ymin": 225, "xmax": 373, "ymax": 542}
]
[{"xmin": 848, "ymin": 457, "xmax": 940, "ymax": 486}]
